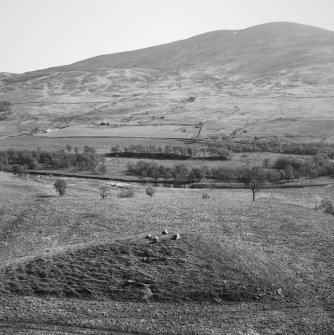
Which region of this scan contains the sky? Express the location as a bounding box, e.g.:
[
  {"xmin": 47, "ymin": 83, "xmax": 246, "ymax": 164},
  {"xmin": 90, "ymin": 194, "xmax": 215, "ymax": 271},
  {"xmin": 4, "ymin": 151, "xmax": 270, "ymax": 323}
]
[{"xmin": 1, "ymin": 0, "xmax": 333, "ymax": 73}]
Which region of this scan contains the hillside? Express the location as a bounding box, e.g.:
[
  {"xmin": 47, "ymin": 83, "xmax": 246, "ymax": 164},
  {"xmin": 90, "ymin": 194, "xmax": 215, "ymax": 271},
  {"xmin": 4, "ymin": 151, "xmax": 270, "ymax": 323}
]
[
  {"xmin": 0, "ymin": 172, "xmax": 333, "ymax": 334},
  {"xmin": 0, "ymin": 22, "xmax": 334, "ymax": 140}
]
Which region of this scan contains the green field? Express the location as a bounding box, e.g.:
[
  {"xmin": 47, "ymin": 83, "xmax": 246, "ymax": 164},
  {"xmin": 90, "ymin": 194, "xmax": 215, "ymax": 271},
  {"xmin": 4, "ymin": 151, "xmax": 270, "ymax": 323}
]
[
  {"xmin": 0, "ymin": 171, "xmax": 333, "ymax": 334},
  {"xmin": 0, "ymin": 135, "xmax": 197, "ymax": 154},
  {"xmin": 38, "ymin": 124, "xmax": 209, "ymax": 139}
]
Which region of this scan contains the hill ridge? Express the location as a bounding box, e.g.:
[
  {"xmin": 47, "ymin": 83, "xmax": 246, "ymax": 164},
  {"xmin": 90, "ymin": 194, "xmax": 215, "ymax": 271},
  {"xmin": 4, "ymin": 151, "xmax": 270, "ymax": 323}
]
[{"xmin": 20, "ymin": 21, "xmax": 334, "ymax": 74}]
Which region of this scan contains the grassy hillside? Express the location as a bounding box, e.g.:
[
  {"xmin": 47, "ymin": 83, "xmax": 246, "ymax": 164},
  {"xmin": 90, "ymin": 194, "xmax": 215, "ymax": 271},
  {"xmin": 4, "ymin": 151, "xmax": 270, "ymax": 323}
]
[
  {"xmin": 0, "ymin": 172, "xmax": 333, "ymax": 334},
  {"xmin": 0, "ymin": 22, "xmax": 334, "ymax": 141}
]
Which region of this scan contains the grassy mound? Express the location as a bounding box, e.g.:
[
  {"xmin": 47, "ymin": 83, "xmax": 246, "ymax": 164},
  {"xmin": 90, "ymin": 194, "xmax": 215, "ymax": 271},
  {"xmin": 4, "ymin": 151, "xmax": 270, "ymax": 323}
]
[{"xmin": 0, "ymin": 234, "xmax": 293, "ymax": 303}]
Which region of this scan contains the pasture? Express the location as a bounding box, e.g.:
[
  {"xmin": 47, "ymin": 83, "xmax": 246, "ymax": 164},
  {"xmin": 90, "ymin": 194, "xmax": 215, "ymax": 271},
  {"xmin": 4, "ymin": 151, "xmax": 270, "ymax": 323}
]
[
  {"xmin": 0, "ymin": 134, "xmax": 199, "ymax": 154},
  {"xmin": 38, "ymin": 124, "xmax": 207, "ymax": 139}
]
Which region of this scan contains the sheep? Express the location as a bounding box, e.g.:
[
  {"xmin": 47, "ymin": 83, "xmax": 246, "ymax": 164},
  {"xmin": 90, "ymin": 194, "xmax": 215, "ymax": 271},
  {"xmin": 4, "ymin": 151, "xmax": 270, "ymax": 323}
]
[
  {"xmin": 161, "ymin": 229, "xmax": 168, "ymax": 235},
  {"xmin": 172, "ymin": 233, "xmax": 181, "ymax": 240},
  {"xmin": 145, "ymin": 233, "xmax": 152, "ymax": 240},
  {"xmin": 152, "ymin": 236, "xmax": 159, "ymax": 243}
]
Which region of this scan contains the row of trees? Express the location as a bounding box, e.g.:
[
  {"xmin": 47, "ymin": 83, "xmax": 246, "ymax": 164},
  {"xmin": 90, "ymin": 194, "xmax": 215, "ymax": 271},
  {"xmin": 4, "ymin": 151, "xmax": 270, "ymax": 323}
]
[
  {"xmin": 272, "ymin": 154, "xmax": 334, "ymax": 179},
  {"xmin": 0, "ymin": 146, "xmax": 107, "ymax": 174},
  {"xmin": 111, "ymin": 139, "xmax": 334, "ymax": 162},
  {"xmin": 110, "ymin": 144, "xmax": 233, "ymax": 160},
  {"xmin": 127, "ymin": 154, "xmax": 334, "ymax": 184},
  {"xmin": 127, "ymin": 161, "xmax": 267, "ymax": 201},
  {"xmin": 127, "ymin": 161, "xmax": 206, "ymax": 182},
  {"xmin": 209, "ymin": 137, "xmax": 334, "ymax": 157},
  {"xmin": 127, "ymin": 160, "xmax": 288, "ymax": 184},
  {"xmin": 211, "ymin": 154, "xmax": 334, "ymax": 182}
]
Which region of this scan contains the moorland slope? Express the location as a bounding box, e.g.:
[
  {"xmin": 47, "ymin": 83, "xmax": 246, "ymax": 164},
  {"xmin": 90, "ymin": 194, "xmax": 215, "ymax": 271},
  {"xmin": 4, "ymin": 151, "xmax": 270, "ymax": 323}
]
[{"xmin": 1, "ymin": 22, "xmax": 334, "ymax": 141}]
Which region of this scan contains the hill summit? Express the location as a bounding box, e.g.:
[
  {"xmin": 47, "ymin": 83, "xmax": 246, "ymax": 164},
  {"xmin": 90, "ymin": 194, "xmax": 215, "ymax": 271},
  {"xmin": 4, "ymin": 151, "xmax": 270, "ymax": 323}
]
[{"xmin": 35, "ymin": 22, "xmax": 334, "ymax": 75}]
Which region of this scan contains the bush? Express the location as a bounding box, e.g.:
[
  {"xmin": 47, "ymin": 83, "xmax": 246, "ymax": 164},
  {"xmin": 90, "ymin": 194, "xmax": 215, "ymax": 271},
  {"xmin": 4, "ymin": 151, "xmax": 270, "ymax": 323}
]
[
  {"xmin": 54, "ymin": 179, "xmax": 67, "ymax": 196},
  {"xmin": 12, "ymin": 164, "xmax": 23, "ymax": 176},
  {"xmin": 146, "ymin": 186, "xmax": 156, "ymax": 197},
  {"xmin": 317, "ymin": 197, "xmax": 334, "ymax": 214},
  {"xmin": 99, "ymin": 164, "xmax": 107, "ymax": 174},
  {"xmin": 202, "ymin": 193, "xmax": 210, "ymax": 199},
  {"xmin": 118, "ymin": 187, "xmax": 135, "ymax": 198}
]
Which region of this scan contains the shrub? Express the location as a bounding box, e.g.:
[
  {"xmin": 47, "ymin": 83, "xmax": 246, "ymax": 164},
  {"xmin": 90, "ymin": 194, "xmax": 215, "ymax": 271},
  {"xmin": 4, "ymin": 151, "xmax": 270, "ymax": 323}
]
[
  {"xmin": 202, "ymin": 193, "xmax": 210, "ymax": 199},
  {"xmin": 12, "ymin": 164, "xmax": 23, "ymax": 176},
  {"xmin": 262, "ymin": 158, "xmax": 270, "ymax": 168},
  {"xmin": 317, "ymin": 197, "xmax": 334, "ymax": 214},
  {"xmin": 54, "ymin": 179, "xmax": 67, "ymax": 196},
  {"xmin": 99, "ymin": 164, "xmax": 107, "ymax": 174},
  {"xmin": 118, "ymin": 187, "xmax": 135, "ymax": 198},
  {"xmin": 146, "ymin": 186, "xmax": 156, "ymax": 197}
]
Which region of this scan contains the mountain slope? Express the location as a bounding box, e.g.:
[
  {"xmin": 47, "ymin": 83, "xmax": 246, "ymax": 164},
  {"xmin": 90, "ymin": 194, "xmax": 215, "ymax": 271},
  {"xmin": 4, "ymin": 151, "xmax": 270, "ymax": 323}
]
[{"xmin": 0, "ymin": 22, "xmax": 334, "ymax": 139}]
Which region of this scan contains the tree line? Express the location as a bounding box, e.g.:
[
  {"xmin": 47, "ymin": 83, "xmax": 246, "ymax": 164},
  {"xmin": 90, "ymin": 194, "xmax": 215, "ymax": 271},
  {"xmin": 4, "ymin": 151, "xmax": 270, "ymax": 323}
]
[
  {"xmin": 209, "ymin": 137, "xmax": 334, "ymax": 157},
  {"xmin": 110, "ymin": 144, "xmax": 233, "ymax": 160},
  {"xmin": 127, "ymin": 154, "xmax": 334, "ymax": 183},
  {"xmin": 127, "ymin": 161, "xmax": 206, "ymax": 182},
  {"xmin": 0, "ymin": 146, "xmax": 107, "ymax": 175},
  {"xmin": 110, "ymin": 139, "xmax": 334, "ymax": 162}
]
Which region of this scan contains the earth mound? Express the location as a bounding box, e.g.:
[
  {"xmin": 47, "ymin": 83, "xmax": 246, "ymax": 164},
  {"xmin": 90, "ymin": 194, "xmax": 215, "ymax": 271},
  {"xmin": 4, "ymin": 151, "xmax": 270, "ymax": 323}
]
[{"xmin": 0, "ymin": 234, "xmax": 293, "ymax": 302}]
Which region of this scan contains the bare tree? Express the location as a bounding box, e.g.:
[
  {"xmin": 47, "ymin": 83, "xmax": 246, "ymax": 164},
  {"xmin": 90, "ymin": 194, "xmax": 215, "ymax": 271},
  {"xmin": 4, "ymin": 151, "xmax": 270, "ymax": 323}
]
[{"xmin": 99, "ymin": 185, "xmax": 110, "ymax": 199}]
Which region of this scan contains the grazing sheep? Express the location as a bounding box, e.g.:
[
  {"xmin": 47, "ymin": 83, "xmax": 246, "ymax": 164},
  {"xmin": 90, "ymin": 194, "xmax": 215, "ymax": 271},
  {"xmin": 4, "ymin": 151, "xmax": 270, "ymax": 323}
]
[
  {"xmin": 172, "ymin": 233, "xmax": 181, "ymax": 240},
  {"xmin": 162, "ymin": 229, "xmax": 168, "ymax": 235},
  {"xmin": 152, "ymin": 236, "xmax": 159, "ymax": 243},
  {"xmin": 145, "ymin": 233, "xmax": 152, "ymax": 240}
]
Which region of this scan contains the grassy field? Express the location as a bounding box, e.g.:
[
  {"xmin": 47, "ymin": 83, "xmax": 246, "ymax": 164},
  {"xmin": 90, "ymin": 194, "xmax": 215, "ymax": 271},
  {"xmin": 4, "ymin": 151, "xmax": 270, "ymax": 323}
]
[
  {"xmin": 0, "ymin": 135, "xmax": 198, "ymax": 154},
  {"xmin": 37, "ymin": 124, "xmax": 210, "ymax": 139},
  {"xmin": 0, "ymin": 171, "xmax": 333, "ymax": 334}
]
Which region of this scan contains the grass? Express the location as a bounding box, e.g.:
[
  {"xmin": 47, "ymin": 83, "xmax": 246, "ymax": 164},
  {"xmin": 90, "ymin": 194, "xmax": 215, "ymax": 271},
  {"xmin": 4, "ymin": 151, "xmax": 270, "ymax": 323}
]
[
  {"xmin": 0, "ymin": 172, "xmax": 53, "ymax": 203},
  {"xmin": 0, "ymin": 172, "xmax": 333, "ymax": 334},
  {"xmin": 0, "ymin": 135, "xmax": 200, "ymax": 154},
  {"xmin": 0, "ymin": 235, "xmax": 294, "ymax": 302},
  {"xmin": 38, "ymin": 124, "xmax": 206, "ymax": 139}
]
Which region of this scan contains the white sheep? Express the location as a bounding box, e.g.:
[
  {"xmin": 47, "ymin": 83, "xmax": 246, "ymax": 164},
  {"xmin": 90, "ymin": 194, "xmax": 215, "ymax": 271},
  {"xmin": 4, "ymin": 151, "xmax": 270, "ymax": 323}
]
[
  {"xmin": 172, "ymin": 233, "xmax": 181, "ymax": 240},
  {"xmin": 152, "ymin": 236, "xmax": 160, "ymax": 243}
]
